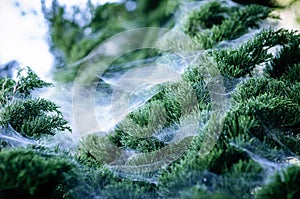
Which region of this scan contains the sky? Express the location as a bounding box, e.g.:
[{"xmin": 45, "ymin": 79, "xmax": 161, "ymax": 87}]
[{"xmin": 0, "ymin": 0, "xmax": 119, "ymax": 80}]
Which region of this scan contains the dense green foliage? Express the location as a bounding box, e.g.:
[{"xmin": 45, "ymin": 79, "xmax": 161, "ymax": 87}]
[
  {"xmin": 214, "ymin": 29, "xmax": 300, "ymax": 77},
  {"xmin": 184, "ymin": 1, "xmax": 278, "ymax": 49},
  {"xmin": 232, "ymin": 0, "xmax": 279, "ymax": 7},
  {"xmin": 0, "ymin": 67, "xmax": 159, "ymax": 198},
  {"xmin": 0, "ymin": 98, "xmax": 71, "ymax": 138},
  {"xmin": 0, "ymin": 148, "xmax": 77, "ymax": 198},
  {"xmin": 0, "ymin": 67, "xmax": 51, "ymax": 105},
  {"xmin": 0, "ymin": 67, "xmax": 70, "ymax": 138},
  {"xmin": 256, "ymin": 166, "xmax": 300, "ymax": 199},
  {"xmin": 1, "ymin": 0, "xmax": 300, "ymax": 198}
]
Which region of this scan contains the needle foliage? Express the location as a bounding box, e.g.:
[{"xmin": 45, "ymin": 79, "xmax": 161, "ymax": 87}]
[{"xmin": 1, "ymin": 0, "xmax": 300, "ymax": 198}]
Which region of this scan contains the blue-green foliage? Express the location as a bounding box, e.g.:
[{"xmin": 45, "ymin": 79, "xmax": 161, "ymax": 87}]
[
  {"xmin": 266, "ymin": 33, "xmax": 300, "ymax": 78},
  {"xmin": 2, "ymin": 0, "xmax": 300, "ymax": 198},
  {"xmin": 0, "ymin": 67, "xmax": 52, "ymax": 105},
  {"xmin": 256, "ymin": 166, "xmax": 300, "ymax": 199},
  {"xmin": 157, "ymin": 28, "xmax": 300, "ymax": 198},
  {"xmin": 0, "ymin": 148, "xmax": 77, "ymax": 198},
  {"xmin": 0, "ymin": 98, "xmax": 71, "ymax": 138},
  {"xmin": 184, "ymin": 1, "xmax": 277, "ymax": 49},
  {"xmin": 103, "ymin": 180, "xmax": 158, "ymax": 199},
  {"xmin": 232, "ymin": 0, "xmax": 279, "ymax": 7},
  {"xmin": 77, "ymin": 1, "xmax": 300, "ymax": 197},
  {"xmin": 184, "ymin": 1, "xmax": 228, "ymax": 35},
  {"xmin": 0, "ymin": 67, "xmax": 71, "ymax": 138},
  {"xmin": 214, "ymin": 29, "xmax": 299, "ymax": 77}
]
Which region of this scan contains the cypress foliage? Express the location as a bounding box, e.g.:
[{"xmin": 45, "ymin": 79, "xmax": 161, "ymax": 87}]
[
  {"xmin": 0, "ymin": 67, "xmax": 71, "ymax": 138},
  {"xmin": 256, "ymin": 166, "xmax": 300, "ymax": 199},
  {"xmin": 2, "ymin": 0, "xmax": 300, "ymax": 198},
  {"xmin": 0, "ymin": 148, "xmax": 77, "ymax": 198},
  {"xmin": 184, "ymin": 2, "xmax": 277, "ymax": 49}
]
